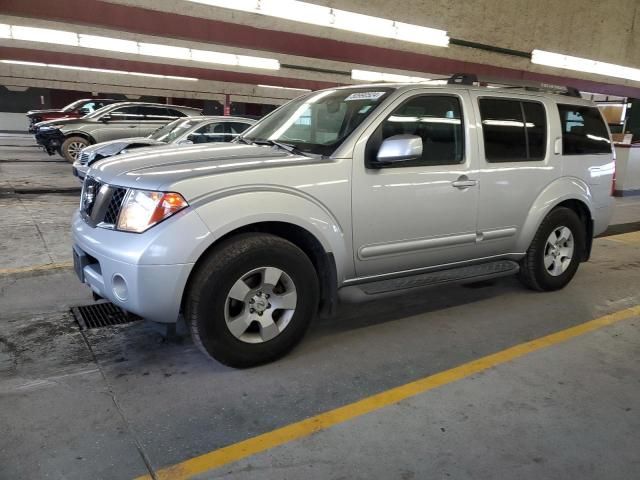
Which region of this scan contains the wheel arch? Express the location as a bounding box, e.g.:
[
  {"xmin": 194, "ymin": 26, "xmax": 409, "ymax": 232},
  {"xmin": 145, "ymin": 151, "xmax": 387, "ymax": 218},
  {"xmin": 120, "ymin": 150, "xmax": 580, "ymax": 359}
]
[
  {"xmin": 518, "ymin": 178, "xmax": 595, "ymax": 260},
  {"xmin": 63, "ymin": 131, "xmax": 97, "ymax": 144}
]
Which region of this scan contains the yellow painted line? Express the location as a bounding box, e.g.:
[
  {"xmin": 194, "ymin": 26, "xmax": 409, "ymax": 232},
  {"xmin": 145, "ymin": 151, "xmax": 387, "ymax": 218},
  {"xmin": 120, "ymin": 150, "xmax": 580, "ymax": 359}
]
[
  {"xmin": 604, "ymin": 231, "xmax": 640, "ymax": 246},
  {"xmin": 0, "ymin": 261, "xmax": 73, "ymax": 276},
  {"xmin": 137, "ymin": 304, "xmax": 640, "ymax": 480}
]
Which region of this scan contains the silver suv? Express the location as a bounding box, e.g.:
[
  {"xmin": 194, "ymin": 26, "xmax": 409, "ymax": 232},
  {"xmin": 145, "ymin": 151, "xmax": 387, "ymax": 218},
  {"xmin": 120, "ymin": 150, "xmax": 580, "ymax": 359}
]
[
  {"xmin": 72, "ymin": 79, "xmax": 615, "ymax": 367},
  {"xmin": 35, "ymin": 102, "xmax": 202, "ymax": 162}
]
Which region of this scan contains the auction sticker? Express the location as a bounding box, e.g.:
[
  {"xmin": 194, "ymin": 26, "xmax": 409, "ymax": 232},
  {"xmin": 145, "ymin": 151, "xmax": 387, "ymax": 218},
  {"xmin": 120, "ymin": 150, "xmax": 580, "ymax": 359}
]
[{"xmin": 345, "ymin": 92, "xmax": 386, "ymax": 101}]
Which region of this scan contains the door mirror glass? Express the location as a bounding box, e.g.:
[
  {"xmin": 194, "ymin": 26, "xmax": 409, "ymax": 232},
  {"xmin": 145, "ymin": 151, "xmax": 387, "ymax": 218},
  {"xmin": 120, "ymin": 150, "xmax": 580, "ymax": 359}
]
[{"xmin": 376, "ymin": 134, "xmax": 423, "ymax": 165}]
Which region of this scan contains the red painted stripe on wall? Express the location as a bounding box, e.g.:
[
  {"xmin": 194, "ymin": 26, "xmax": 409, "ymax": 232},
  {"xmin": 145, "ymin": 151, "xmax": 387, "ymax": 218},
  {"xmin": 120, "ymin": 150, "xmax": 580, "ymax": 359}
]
[{"xmin": 1, "ymin": 0, "xmax": 638, "ymax": 97}]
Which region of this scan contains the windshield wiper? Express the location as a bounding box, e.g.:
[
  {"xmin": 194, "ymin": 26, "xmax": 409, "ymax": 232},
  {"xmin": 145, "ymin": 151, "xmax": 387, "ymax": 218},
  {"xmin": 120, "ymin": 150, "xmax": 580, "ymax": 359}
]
[{"xmin": 250, "ymin": 139, "xmax": 316, "ymax": 158}]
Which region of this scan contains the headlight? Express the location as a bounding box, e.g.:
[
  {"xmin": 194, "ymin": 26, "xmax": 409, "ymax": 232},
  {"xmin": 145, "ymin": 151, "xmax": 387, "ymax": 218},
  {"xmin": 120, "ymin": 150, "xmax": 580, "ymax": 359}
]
[
  {"xmin": 40, "ymin": 125, "xmax": 61, "ymax": 131},
  {"xmin": 117, "ymin": 189, "xmax": 188, "ymax": 233}
]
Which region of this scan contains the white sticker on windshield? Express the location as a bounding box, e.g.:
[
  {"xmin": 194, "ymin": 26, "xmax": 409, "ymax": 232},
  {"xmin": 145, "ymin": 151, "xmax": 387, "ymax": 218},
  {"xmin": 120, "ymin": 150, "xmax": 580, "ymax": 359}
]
[{"xmin": 345, "ymin": 92, "xmax": 386, "ymax": 102}]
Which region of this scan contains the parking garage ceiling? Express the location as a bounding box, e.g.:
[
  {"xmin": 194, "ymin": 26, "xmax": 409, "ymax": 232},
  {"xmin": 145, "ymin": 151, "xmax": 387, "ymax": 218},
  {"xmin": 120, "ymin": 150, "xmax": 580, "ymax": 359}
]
[{"xmin": 0, "ymin": 0, "xmax": 639, "ymax": 99}]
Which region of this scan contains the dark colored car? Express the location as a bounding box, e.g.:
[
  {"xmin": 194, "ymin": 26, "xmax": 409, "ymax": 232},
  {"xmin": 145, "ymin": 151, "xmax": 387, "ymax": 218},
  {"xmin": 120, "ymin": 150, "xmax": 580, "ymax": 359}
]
[{"xmin": 27, "ymin": 98, "xmax": 119, "ymax": 133}]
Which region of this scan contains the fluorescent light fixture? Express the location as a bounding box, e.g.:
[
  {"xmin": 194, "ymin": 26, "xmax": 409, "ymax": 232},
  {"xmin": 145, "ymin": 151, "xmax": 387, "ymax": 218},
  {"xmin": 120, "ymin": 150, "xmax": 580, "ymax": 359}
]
[
  {"xmin": 188, "ymin": 0, "xmax": 449, "ymax": 47},
  {"xmin": 258, "ymin": 84, "xmax": 311, "ymax": 92},
  {"xmin": 11, "ymin": 26, "xmax": 78, "ymax": 46},
  {"xmin": 3, "ymin": 24, "xmax": 280, "ymax": 71},
  {"xmin": 78, "ymin": 34, "xmax": 138, "ymax": 54},
  {"xmin": 139, "ymin": 42, "xmax": 191, "ymax": 60},
  {"xmin": 0, "ymin": 24, "xmax": 10, "ymax": 39},
  {"xmin": 531, "ymin": 49, "xmax": 640, "ymax": 82},
  {"xmin": 0, "ymin": 59, "xmax": 197, "ymax": 81},
  {"xmin": 352, "ymin": 69, "xmax": 430, "ymax": 83},
  {"xmin": 0, "ymin": 59, "xmax": 47, "ymax": 67}
]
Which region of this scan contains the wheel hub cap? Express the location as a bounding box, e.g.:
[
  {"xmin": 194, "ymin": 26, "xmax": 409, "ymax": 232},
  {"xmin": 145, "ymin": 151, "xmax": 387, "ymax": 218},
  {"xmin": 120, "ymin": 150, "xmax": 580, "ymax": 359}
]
[
  {"xmin": 224, "ymin": 267, "xmax": 297, "ymax": 344},
  {"xmin": 544, "ymin": 226, "xmax": 575, "ymax": 277}
]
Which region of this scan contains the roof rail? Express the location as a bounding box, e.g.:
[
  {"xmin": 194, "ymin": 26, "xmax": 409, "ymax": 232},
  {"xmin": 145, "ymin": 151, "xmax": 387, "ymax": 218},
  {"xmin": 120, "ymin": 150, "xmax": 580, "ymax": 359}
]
[{"xmin": 447, "ymin": 73, "xmax": 582, "ymax": 97}]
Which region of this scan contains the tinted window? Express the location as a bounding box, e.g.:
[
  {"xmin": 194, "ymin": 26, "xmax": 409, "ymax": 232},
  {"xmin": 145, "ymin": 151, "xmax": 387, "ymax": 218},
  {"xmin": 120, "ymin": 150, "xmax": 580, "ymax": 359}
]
[
  {"xmin": 109, "ymin": 106, "xmax": 143, "ymax": 120},
  {"xmin": 138, "ymin": 107, "xmax": 173, "ymax": 120},
  {"xmin": 188, "ymin": 122, "xmax": 229, "ymax": 143},
  {"xmin": 229, "ymin": 122, "xmax": 252, "ymax": 135},
  {"xmin": 558, "ymin": 104, "xmax": 611, "ymax": 155},
  {"xmin": 523, "ymin": 102, "xmax": 546, "ymax": 159},
  {"xmin": 369, "ymin": 95, "xmax": 464, "ymax": 167},
  {"xmin": 167, "ymin": 108, "xmax": 187, "ymax": 118},
  {"xmin": 479, "ymin": 99, "xmax": 547, "ymax": 162}
]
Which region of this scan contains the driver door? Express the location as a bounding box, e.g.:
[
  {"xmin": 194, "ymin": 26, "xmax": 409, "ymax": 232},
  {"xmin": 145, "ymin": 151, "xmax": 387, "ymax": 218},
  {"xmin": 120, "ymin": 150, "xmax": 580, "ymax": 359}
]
[
  {"xmin": 351, "ymin": 90, "xmax": 480, "ymax": 277},
  {"xmin": 93, "ymin": 106, "xmax": 142, "ymax": 142}
]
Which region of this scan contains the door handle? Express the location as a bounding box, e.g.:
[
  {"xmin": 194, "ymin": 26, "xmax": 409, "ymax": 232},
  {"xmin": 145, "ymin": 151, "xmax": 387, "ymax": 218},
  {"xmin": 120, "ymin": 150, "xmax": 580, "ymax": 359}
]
[
  {"xmin": 128, "ymin": 125, "xmax": 136, "ymax": 128},
  {"xmin": 451, "ymin": 176, "xmax": 478, "ymax": 189}
]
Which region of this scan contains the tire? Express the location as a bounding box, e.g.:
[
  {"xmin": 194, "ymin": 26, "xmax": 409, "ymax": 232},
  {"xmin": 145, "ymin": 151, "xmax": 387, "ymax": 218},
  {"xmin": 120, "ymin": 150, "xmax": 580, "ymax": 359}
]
[
  {"xmin": 61, "ymin": 136, "xmax": 89, "ymax": 163},
  {"xmin": 518, "ymin": 207, "xmax": 585, "ymax": 291},
  {"xmin": 185, "ymin": 233, "xmax": 319, "ymax": 368}
]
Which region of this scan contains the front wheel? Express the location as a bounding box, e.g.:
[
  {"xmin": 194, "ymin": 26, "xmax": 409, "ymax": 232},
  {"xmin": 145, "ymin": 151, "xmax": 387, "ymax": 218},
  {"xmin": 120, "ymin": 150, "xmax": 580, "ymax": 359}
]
[
  {"xmin": 518, "ymin": 207, "xmax": 585, "ymax": 291},
  {"xmin": 185, "ymin": 233, "xmax": 319, "ymax": 368},
  {"xmin": 61, "ymin": 136, "xmax": 89, "ymax": 163}
]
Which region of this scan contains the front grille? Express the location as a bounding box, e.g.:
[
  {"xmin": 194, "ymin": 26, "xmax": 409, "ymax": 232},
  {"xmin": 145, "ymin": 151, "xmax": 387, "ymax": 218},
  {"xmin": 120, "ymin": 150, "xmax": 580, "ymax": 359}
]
[
  {"xmin": 81, "ymin": 176, "xmax": 101, "ymax": 216},
  {"xmin": 81, "ymin": 176, "xmax": 128, "ymax": 227},
  {"xmin": 103, "ymin": 187, "xmax": 127, "ymax": 225}
]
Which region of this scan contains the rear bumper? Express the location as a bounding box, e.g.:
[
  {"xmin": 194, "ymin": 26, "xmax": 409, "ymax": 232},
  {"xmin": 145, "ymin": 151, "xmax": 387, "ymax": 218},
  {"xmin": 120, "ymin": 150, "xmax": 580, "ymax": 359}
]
[{"xmin": 593, "ymin": 198, "xmax": 615, "ymax": 237}]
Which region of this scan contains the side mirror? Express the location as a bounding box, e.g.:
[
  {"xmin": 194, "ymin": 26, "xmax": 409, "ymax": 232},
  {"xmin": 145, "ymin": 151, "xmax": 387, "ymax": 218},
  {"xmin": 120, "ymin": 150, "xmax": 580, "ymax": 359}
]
[
  {"xmin": 100, "ymin": 114, "xmax": 112, "ymax": 123},
  {"xmin": 78, "ymin": 108, "xmax": 90, "ymax": 116},
  {"xmin": 178, "ymin": 139, "xmax": 194, "ymax": 145},
  {"xmin": 375, "ymin": 134, "xmax": 423, "ymax": 166}
]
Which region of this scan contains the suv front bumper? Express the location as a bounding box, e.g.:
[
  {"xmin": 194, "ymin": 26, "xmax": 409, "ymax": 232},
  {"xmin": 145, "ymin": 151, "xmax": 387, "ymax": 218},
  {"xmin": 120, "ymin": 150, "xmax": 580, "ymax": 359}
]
[
  {"xmin": 35, "ymin": 129, "xmax": 65, "ymax": 155},
  {"xmin": 72, "ymin": 208, "xmax": 210, "ymax": 323}
]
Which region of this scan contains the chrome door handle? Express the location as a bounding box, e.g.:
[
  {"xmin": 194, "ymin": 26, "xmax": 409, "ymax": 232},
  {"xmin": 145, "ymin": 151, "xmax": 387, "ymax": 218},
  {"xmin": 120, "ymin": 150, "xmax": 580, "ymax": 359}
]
[{"xmin": 451, "ymin": 179, "xmax": 478, "ymax": 189}]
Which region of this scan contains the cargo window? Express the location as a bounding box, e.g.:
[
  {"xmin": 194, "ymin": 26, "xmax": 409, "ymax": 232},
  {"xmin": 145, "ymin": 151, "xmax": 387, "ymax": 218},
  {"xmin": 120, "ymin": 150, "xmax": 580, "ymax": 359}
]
[
  {"xmin": 557, "ymin": 105, "xmax": 611, "ymax": 155},
  {"xmin": 479, "ymin": 98, "xmax": 547, "ymax": 162},
  {"xmin": 368, "ymin": 95, "xmax": 464, "ymax": 167}
]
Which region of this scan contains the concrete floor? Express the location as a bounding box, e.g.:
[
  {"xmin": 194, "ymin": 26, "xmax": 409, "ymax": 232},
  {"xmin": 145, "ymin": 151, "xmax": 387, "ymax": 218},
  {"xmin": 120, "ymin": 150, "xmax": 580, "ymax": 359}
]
[{"xmin": 1, "ymin": 134, "xmax": 639, "ymax": 480}]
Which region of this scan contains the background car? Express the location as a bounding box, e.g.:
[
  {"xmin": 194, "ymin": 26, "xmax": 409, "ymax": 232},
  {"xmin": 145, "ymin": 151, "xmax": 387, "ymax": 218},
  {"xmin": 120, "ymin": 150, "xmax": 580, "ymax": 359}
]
[
  {"xmin": 26, "ymin": 98, "xmax": 118, "ymax": 133},
  {"xmin": 34, "ymin": 102, "xmax": 202, "ymax": 162},
  {"xmin": 73, "ymin": 116, "xmax": 255, "ymax": 179}
]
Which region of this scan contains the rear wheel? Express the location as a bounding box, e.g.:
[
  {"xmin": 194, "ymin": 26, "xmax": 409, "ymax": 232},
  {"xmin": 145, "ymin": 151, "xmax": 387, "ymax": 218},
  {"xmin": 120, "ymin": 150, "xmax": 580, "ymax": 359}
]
[
  {"xmin": 518, "ymin": 207, "xmax": 585, "ymax": 291},
  {"xmin": 61, "ymin": 136, "xmax": 89, "ymax": 163},
  {"xmin": 185, "ymin": 233, "xmax": 319, "ymax": 368}
]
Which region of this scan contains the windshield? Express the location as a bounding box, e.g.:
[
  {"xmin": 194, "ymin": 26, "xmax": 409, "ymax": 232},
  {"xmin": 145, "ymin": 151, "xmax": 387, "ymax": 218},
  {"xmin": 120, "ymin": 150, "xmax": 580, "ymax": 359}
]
[
  {"xmin": 61, "ymin": 99, "xmax": 87, "ymax": 112},
  {"xmin": 149, "ymin": 118, "xmax": 203, "ymax": 142},
  {"xmin": 241, "ymin": 87, "xmax": 394, "ymax": 156}
]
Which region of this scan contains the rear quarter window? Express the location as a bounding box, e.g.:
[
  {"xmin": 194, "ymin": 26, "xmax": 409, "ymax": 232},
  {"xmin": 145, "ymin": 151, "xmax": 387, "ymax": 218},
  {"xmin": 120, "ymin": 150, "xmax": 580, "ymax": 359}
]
[{"xmin": 557, "ymin": 104, "xmax": 611, "ymax": 155}]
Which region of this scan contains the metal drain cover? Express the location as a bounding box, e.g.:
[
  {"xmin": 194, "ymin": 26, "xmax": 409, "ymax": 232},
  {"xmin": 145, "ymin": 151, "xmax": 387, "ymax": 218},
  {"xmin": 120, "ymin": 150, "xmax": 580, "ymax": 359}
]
[{"xmin": 72, "ymin": 302, "xmax": 140, "ymax": 330}]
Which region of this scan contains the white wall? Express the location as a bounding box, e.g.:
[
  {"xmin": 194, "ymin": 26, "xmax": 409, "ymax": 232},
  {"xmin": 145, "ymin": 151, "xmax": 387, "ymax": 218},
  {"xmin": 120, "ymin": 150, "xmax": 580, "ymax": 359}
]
[{"xmin": 0, "ymin": 112, "xmax": 27, "ymax": 132}]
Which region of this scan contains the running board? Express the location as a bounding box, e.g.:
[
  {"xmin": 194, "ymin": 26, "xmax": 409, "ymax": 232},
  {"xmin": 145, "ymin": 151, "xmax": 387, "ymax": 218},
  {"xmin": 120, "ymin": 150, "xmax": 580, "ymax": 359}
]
[{"xmin": 339, "ymin": 260, "xmax": 519, "ymax": 302}]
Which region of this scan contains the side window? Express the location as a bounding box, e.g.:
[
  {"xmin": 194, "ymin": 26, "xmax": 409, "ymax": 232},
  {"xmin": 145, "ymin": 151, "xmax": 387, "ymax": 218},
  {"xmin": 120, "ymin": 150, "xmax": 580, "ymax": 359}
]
[
  {"xmin": 229, "ymin": 122, "xmax": 252, "ymax": 136},
  {"xmin": 139, "ymin": 107, "xmax": 173, "ymax": 120},
  {"xmin": 167, "ymin": 108, "xmax": 187, "ymax": 118},
  {"xmin": 109, "ymin": 106, "xmax": 143, "ymax": 120},
  {"xmin": 479, "ymin": 98, "xmax": 547, "ymax": 162},
  {"xmin": 81, "ymin": 102, "xmax": 97, "ymax": 113},
  {"xmin": 368, "ymin": 95, "xmax": 464, "ymax": 167},
  {"xmin": 188, "ymin": 123, "xmax": 228, "ymax": 143},
  {"xmin": 557, "ymin": 105, "xmax": 611, "ymax": 155}
]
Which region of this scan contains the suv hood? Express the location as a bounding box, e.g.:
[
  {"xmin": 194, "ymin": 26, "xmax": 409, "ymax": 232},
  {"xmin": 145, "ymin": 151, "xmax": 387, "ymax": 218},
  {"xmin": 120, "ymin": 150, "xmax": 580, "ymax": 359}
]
[
  {"xmin": 84, "ymin": 137, "xmax": 164, "ymax": 159},
  {"xmin": 36, "ymin": 117, "xmax": 88, "ymax": 128},
  {"xmin": 27, "ymin": 109, "xmax": 64, "ymax": 117},
  {"xmin": 90, "ymin": 143, "xmax": 322, "ymax": 191}
]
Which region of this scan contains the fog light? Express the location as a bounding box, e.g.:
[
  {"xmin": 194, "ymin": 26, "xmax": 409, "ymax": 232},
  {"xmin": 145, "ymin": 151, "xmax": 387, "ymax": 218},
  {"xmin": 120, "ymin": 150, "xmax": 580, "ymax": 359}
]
[{"xmin": 112, "ymin": 274, "xmax": 128, "ymax": 301}]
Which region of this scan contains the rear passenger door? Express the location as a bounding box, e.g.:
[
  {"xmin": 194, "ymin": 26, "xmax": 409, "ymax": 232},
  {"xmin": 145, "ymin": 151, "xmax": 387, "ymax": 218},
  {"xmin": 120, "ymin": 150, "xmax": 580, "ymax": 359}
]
[
  {"xmin": 93, "ymin": 106, "xmax": 142, "ymax": 142},
  {"xmin": 138, "ymin": 107, "xmax": 184, "ymax": 136},
  {"xmin": 471, "ymin": 93, "xmax": 558, "ymax": 256}
]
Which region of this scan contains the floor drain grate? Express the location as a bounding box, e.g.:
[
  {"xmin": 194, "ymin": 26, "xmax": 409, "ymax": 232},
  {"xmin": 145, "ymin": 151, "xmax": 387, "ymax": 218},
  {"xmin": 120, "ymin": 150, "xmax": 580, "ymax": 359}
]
[{"xmin": 72, "ymin": 302, "xmax": 140, "ymax": 330}]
